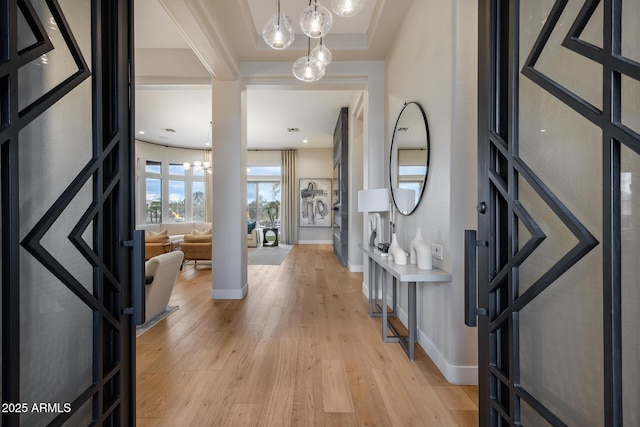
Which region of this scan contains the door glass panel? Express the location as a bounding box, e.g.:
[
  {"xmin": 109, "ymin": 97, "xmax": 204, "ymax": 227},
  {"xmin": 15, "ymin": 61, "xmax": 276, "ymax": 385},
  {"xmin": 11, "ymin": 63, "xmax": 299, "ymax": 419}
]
[
  {"xmin": 621, "ymin": 0, "xmax": 640, "ymax": 62},
  {"xmin": 621, "ymin": 144, "xmax": 640, "ymax": 427},
  {"xmin": 18, "ymin": 80, "xmax": 93, "ymax": 426},
  {"xmin": 621, "ymin": 75, "xmax": 640, "ymax": 136},
  {"xmin": 579, "ymin": 1, "xmax": 603, "ymax": 49},
  {"xmin": 517, "ymin": 27, "xmax": 603, "ymax": 425},
  {"xmin": 519, "ymin": 240, "xmax": 603, "ymax": 426},
  {"xmin": 520, "ymin": 0, "xmax": 602, "ymax": 109},
  {"xmin": 520, "ymin": 400, "xmax": 553, "ymax": 426},
  {"xmin": 517, "ymin": 178, "xmax": 578, "ymax": 293},
  {"xmin": 17, "ymin": 6, "xmax": 38, "ymax": 52},
  {"xmin": 18, "ymin": 0, "xmax": 91, "ymax": 111},
  {"xmin": 62, "ymin": 400, "xmax": 92, "ymax": 426}
]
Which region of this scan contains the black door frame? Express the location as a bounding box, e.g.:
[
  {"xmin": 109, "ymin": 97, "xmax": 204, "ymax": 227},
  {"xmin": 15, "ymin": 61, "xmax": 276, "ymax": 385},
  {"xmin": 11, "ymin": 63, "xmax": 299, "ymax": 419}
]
[
  {"xmin": 476, "ymin": 0, "xmax": 640, "ymax": 424},
  {"xmin": 1, "ymin": 0, "xmax": 136, "ymax": 425}
]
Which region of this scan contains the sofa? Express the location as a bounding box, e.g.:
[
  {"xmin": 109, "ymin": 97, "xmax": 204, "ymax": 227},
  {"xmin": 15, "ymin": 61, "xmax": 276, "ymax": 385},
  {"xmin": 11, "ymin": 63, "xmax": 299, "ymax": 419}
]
[
  {"xmin": 136, "ymin": 222, "xmax": 212, "ymax": 260},
  {"xmin": 144, "ymin": 251, "xmax": 184, "ymax": 323}
]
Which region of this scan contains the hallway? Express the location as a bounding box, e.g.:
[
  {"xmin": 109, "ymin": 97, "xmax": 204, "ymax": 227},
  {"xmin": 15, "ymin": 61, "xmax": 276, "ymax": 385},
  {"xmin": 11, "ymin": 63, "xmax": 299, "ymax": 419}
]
[{"xmin": 136, "ymin": 245, "xmax": 478, "ymax": 426}]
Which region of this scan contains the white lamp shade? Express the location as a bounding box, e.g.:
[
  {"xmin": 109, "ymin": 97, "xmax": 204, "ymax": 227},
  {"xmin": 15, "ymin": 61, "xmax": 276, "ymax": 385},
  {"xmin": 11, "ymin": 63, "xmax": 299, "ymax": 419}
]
[
  {"xmin": 392, "ymin": 188, "xmax": 416, "ymax": 214},
  {"xmin": 358, "ymin": 188, "xmax": 390, "ymax": 212}
]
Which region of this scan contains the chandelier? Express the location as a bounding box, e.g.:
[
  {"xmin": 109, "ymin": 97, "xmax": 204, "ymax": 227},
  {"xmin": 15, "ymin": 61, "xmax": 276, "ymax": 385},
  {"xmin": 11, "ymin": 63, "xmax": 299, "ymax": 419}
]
[
  {"xmin": 262, "ymin": 0, "xmax": 367, "ymax": 82},
  {"xmin": 183, "ymin": 159, "xmax": 212, "ymax": 174},
  {"xmin": 183, "ymin": 122, "xmax": 213, "ymax": 174}
]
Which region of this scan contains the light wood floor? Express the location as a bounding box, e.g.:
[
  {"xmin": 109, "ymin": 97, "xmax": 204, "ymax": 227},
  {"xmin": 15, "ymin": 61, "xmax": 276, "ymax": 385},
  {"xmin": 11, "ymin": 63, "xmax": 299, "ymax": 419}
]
[{"xmin": 136, "ymin": 244, "xmax": 478, "ymax": 426}]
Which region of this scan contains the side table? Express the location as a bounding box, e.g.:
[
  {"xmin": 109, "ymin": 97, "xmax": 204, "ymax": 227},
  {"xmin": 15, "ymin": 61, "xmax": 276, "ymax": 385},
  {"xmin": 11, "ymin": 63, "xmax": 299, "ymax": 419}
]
[{"xmin": 262, "ymin": 227, "xmax": 279, "ymax": 247}]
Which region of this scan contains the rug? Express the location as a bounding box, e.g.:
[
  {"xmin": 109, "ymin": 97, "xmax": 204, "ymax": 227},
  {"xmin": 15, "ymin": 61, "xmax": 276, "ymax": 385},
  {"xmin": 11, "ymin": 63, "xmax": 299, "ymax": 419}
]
[
  {"xmin": 136, "ymin": 305, "xmax": 179, "ymax": 337},
  {"xmin": 247, "ymin": 244, "xmax": 293, "ymax": 265}
]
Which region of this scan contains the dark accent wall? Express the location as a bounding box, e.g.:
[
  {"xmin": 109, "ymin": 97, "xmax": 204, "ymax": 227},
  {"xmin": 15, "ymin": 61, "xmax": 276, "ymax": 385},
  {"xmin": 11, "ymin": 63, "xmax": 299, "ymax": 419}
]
[{"xmin": 333, "ymin": 107, "xmax": 349, "ymax": 266}]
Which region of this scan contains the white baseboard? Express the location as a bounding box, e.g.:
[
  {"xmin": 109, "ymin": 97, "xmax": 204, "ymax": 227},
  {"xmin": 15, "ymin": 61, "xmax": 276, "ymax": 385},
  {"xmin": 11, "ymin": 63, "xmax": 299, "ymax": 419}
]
[
  {"xmin": 417, "ymin": 327, "xmax": 478, "ymax": 385},
  {"xmin": 298, "ymin": 240, "xmax": 334, "ymax": 244},
  {"xmin": 211, "ymin": 282, "xmax": 248, "ymax": 300},
  {"xmin": 360, "ymin": 284, "xmax": 478, "ymax": 385},
  {"xmin": 349, "ymin": 262, "xmax": 364, "ymax": 273}
]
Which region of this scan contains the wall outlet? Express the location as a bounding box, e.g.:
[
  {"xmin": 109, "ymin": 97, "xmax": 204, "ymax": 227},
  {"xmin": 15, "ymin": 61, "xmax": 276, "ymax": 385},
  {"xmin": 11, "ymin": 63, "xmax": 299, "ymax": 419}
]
[{"xmin": 431, "ymin": 243, "xmax": 443, "ymax": 260}]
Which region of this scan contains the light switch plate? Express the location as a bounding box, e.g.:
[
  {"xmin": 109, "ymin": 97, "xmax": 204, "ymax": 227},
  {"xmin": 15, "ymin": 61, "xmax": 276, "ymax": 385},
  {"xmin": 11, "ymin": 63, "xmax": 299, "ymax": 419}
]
[{"xmin": 431, "ymin": 243, "xmax": 443, "ymax": 260}]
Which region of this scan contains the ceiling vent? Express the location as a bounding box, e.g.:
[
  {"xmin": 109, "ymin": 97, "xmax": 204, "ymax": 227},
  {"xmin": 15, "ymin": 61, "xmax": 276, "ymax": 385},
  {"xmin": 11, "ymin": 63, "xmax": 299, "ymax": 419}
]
[
  {"xmin": 397, "ymin": 127, "xmax": 410, "ymax": 132},
  {"xmin": 287, "ymin": 128, "xmax": 300, "ymax": 132},
  {"xmin": 163, "ymin": 128, "xmax": 176, "ymax": 133}
]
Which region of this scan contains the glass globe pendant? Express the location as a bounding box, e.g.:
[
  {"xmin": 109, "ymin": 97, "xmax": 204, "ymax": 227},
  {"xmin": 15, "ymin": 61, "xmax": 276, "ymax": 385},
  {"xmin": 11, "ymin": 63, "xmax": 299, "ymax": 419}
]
[
  {"xmin": 299, "ymin": 0, "xmax": 333, "ymax": 39},
  {"xmin": 331, "ymin": 0, "xmax": 367, "ymax": 17},
  {"xmin": 292, "ymin": 56, "xmax": 325, "ymax": 82},
  {"xmin": 292, "ymin": 38, "xmax": 325, "ymax": 82},
  {"xmin": 310, "ymin": 38, "xmax": 332, "ymax": 66},
  {"xmin": 262, "ymin": 0, "xmax": 295, "ymax": 50}
]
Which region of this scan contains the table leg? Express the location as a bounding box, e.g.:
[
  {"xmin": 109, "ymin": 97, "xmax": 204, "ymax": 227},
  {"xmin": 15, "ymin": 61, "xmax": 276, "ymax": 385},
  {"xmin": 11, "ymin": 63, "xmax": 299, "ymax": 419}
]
[
  {"xmin": 368, "ymin": 258, "xmax": 374, "ymax": 316},
  {"xmin": 382, "ymin": 270, "xmax": 387, "ymax": 339},
  {"xmin": 409, "ymin": 281, "xmax": 417, "ymax": 361}
]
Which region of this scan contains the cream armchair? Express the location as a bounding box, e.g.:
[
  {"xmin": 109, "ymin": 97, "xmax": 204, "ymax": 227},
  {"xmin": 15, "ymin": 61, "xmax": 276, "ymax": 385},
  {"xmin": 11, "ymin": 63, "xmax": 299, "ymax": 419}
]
[
  {"xmin": 247, "ymin": 227, "xmax": 262, "ymax": 248},
  {"xmin": 144, "ymin": 251, "xmax": 184, "ymax": 323}
]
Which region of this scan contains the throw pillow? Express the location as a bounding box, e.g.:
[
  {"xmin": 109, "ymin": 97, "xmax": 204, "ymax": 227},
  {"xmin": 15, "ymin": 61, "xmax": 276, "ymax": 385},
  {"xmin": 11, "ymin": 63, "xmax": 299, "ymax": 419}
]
[
  {"xmin": 247, "ymin": 221, "xmax": 256, "ymax": 234},
  {"xmin": 146, "ymin": 235, "xmax": 169, "ymax": 243},
  {"xmin": 192, "ymin": 229, "xmax": 212, "ymax": 235},
  {"xmin": 148, "ymin": 229, "xmax": 168, "ymax": 236}
]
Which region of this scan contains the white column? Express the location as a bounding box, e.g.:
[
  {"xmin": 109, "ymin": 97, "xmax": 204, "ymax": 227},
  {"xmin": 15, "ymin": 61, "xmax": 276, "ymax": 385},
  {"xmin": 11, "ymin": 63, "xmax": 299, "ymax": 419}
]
[{"xmin": 211, "ymin": 78, "xmax": 248, "ymax": 299}]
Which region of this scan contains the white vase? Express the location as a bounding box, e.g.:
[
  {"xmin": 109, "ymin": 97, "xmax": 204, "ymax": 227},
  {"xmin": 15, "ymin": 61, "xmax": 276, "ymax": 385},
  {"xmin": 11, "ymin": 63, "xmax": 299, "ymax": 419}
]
[
  {"xmin": 414, "ymin": 240, "xmax": 433, "ymax": 270},
  {"xmin": 409, "ymin": 227, "xmax": 425, "ymax": 265},
  {"xmin": 388, "ymin": 233, "xmax": 407, "ymax": 265}
]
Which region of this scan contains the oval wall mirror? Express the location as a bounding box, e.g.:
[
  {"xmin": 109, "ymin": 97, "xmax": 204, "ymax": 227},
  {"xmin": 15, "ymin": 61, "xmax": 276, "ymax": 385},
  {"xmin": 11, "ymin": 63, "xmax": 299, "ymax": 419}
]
[{"xmin": 389, "ymin": 101, "xmax": 430, "ymax": 215}]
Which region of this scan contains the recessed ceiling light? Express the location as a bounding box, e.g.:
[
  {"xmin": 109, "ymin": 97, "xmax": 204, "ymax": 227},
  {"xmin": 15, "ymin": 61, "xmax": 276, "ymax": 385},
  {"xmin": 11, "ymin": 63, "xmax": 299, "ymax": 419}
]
[
  {"xmin": 206, "ymin": 142, "xmax": 211, "ymax": 146},
  {"xmin": 302, "ymin": 139, "xmax": 308, "ymax": 144},
  {"xmin": 138, "ymin": 131, "xmax": 145, "ymax": 135}
]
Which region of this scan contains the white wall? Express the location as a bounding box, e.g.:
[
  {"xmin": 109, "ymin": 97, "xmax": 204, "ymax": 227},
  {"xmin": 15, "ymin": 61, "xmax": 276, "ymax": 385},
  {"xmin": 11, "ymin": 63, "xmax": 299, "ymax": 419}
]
[{"xmin": 383, "ymin": 0, "xmax": 478, "ymax": 384}]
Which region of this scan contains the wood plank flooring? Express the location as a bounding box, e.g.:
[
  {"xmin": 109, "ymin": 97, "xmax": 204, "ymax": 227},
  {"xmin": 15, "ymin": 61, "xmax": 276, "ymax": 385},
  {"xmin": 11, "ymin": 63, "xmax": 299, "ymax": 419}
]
[{"xmin": 136, "ymin": 244, "xmax": 478, "ymax": 426}]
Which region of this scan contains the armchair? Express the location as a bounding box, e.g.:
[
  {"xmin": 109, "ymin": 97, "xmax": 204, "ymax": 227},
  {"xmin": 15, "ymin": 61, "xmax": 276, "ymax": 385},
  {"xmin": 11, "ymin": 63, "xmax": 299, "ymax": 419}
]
[
  {"xmin": 181, "ymin": 234, "xmax": 212, "ymax": 266},
  {"xmin": 144, "ymin": 251, "xmax": 184, "ymax": 323}
]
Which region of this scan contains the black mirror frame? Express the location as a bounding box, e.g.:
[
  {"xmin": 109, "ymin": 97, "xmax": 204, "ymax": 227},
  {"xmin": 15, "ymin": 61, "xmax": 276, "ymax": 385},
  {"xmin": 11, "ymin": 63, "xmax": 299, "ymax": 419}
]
[{"xmin": 389, "ymin": 101, "xmax": 431, "ymax": 216}]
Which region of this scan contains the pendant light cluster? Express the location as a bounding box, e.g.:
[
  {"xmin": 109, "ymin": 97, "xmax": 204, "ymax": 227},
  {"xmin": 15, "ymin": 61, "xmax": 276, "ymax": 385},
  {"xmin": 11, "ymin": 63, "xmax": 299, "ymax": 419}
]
[{"xmin": 262, "ymin": 0, "xmax": 367, "ymax": 82}]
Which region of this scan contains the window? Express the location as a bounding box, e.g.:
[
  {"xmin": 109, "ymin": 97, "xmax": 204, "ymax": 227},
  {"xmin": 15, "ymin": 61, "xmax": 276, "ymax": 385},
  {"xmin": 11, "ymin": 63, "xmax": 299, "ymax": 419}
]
[
  {"xmin": 146, "ymin": 160, "xmax": 161, "ymax": 174},
  {"xmin": 247, "ymin": 166, "xmax": 281, "ymax": 227},
  {"xmin": 141, "ymin": 159, "xmax": 208, "ymax": 224},
  {"xmin": 168, "ymin": 180, "xmax": 186, "ymax": 222},
  {"xmin": 145, "ymin": 178, "xmax": 162, "ymax": 223},
  {"xmin": 192, "ymin": 180, "xmax": 205, "ymax": 222}
]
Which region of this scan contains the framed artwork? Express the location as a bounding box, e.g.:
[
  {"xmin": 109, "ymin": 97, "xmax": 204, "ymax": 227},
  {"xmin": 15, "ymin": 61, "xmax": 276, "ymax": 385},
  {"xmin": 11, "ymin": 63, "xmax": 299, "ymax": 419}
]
[{"xmin": 299, "ymin": 178, "xmax": 332, "ymax": 227}]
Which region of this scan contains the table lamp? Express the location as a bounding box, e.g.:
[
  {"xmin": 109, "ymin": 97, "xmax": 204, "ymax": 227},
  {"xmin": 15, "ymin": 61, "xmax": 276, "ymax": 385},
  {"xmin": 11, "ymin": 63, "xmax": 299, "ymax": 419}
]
[{"xmin": 358, "ymin": 188, "xmax": 390, "ymax": 247}]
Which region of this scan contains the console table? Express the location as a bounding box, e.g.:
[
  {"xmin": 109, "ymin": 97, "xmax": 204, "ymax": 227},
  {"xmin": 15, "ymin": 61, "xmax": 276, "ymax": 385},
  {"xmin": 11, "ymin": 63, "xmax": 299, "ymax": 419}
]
[{"xmin": 361, "ymin": 244, "xmax": 452, "ymax": 360}]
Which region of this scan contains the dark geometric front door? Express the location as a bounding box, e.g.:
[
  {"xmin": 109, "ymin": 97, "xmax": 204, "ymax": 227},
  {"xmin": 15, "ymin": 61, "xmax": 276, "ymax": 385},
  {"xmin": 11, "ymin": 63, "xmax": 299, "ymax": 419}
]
[
  {"xmin": 475, "ymin": 0, "xmax": 639, "ymax": 425},
  {"xmin": 1, "ymin": 0, "xmax": 136, "ymax": 425}
]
